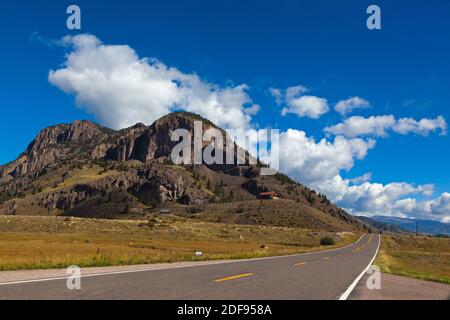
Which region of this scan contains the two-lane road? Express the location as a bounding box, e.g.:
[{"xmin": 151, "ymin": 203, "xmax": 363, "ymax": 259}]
[{"xmin": 0, "ymin": 234, "xmax": 380, "ymax": 300}]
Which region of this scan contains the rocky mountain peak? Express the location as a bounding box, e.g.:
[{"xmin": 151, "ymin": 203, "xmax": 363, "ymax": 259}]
[
  {"xmin": 25, "ymin": 120, "xmax": 110, "ymax": 155},
  {"xmin": 0, "ymin": 120, "xmax": 112, "ymax": 179}
]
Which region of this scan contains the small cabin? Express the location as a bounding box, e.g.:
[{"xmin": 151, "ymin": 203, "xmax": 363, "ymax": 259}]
[{"xmin": 258, "ymin": 191, "xmax": 278, "ymax": 200}]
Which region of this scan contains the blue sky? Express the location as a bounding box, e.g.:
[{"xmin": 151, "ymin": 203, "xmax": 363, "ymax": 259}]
[{"xmin": 0, "ymin": 0, "xmax": 449, "ymax": 220}]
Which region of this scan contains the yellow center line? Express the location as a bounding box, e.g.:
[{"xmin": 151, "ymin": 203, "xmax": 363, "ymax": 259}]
[
  {"xmin": 337, "ymin": 253, "xmax": 342, "ymax": 257},
  {"xmin": 352, "ymin": 245, "xmax": 365, "ymax": 253},
  {"xmin": 367, "ymin": 234, "xmax": 373, "ymax": 245},
  {"xmin": 214, "ymin": 273, "xmax": 254, "ymax": 283},
  {"xmin": 295, "ymin": 262, "xmax": 307, "ymax": 266},
  {"xmin": 322, "ymin": 256, "xmax": 330, "ymax": 260}
]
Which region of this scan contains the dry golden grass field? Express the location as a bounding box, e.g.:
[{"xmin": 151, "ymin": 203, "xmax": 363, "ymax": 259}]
[
  {"xmin": 376, "ymin": 234, "xmax": 450, "ymax": 284},
  {"xmin": 0, "ymin": 215, "xmax": 358, "ymax": 271}
]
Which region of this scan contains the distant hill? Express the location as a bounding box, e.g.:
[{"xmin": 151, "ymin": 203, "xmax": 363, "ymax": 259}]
[
  {"xmin": 368, "ymin": 216, "xmax": 450, "ymax": 236},
  {"xmin": 0, "ymin": 112, "xmax": 365, "ymax": 232},
  {"xmin": 356, "ymin": 216, "xmax": 407, "ymax": 234}
]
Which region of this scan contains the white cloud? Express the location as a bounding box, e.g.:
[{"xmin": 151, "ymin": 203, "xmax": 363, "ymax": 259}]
[
  {"xmin": 285, "ymin": 85, "xmax": 308, "ymax": 100},
  {"xmin": 274, "ymin": 127, "xmax": 450, "ymax": 222},
  {"xmin": 392, "ymin": 198, "xmax": 419, "ymax": 215},
  {"xmin": 335, "ymin": 97, "xmax": 370, "ymax": 115},
  {"xmin": 49, "ymin": 34, "xmax": 253, "ymax": 129},
  {"xmin": 350, "ymin": 172, "xmax": 372, "ymax": 184},
  {"xmin": 325, "ymin": 115, "xmax": 395, "ymax": 137},
  {"xmin": 311, "ymin": 174, "xmax": 447, "ymax": 221},
  {"xmin": 325, "ymin": 115, "xmax": 447, "ymax": 138},
  {"xmin": 244, "ymin": 104, "xmax": 260, "ymax": 116},
  {"xmin": 392, "ymin": 193, "xmax": 450, "ymax": 222},
  {"xmin": 308, "ymin": 171, "xmax": 450, "ymax": 222},
  {"xmin": 428, "ymin": 193, "xmax": 450, "ymax": 221},
  {"xmin": 278, "ymin": 129, "xmax": 375, "ymax": 185},
  {"xmin": 393, "ymin": 116, "xmax": 447, "ymax": 136},
  {"xmin": 269, "ymin": 87, "xmax": 283, "ymax": 105},
  {"xmin": 336, "ymin": 181, "xmax": 434, "ymax": 216},
  {"xmin": 281, "ymin": 96, "xmax": 329, "ymax": 119},
  {"xmin": 271, "ymin": 85, "xmax": 329, "ymax": 119}
]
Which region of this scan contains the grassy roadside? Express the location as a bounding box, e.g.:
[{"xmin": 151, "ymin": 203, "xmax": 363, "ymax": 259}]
[
  {"xmin": 376, "ymin": 234, "xmax": 450, "ymax": 284},
  {"xmin": 0, "ymin": 216, "xmax": 359, "ymax": 271}
]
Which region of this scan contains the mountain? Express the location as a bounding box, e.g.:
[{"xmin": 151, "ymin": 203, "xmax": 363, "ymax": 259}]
[
  {"xmin": 367, "ymin": 216, "xmax": 450, "ymax": 236},
  {"xmin": 356, "ymin": 216, "xmax": 408, "ymax": 234},
  {"xmin": 0, "ymin": 112, "xmax": 366, "ymax": 232}
]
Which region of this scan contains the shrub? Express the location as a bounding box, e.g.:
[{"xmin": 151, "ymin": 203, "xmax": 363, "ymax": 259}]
[{"xmin": 320, "ymin": 236, "xmax": 335, "ymax": 246}]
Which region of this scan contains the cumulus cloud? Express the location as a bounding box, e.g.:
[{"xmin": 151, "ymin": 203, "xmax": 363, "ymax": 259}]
[
  {"xmin": 309, "ymin": 173, "xmax": 447, "ymax": 220},
  {"xmin": 335, "ymin": 97, "xmax": 370, "ymax": 115},
  {"xmin": 281, "ymin": 96, "xmax": 329, "ymax": 119},
  {"xmin": 270, "ymin": 85, "xmax": 329, "ymax": 119},
  {"xmin": 427, "ymin": 193, "xmax": 450, "ymax": 222},
  {"xmin": 49, "ymin": 34, "xmax": 253, "ymax": 129},
  {"xmin": 325, "ymin": 115, "xmax": 447, "ymax": 138},
  {"xmin": 325, "ymin": 115, "xmax": 396, "ymax": 137},
  {"xmin": 244, "ymin": 104, "xmax": 260, "ymax": 116},
  {"xmin": 350, "ymin": 172, "xmax": 372, "ymax": 184},
  {"xmin": 274, "ymin": 127, "xmax": 450, "ymax": 221},
  {"xmin": 392, "ymin": 116, "xmax": 447, "ymax": 136},
  {"xmin": 393, "ymin": 198, "xmax": 418, "ymax": 213},
  {"xmin": 306, "ymin": 169, "xmax": 450, "ymax": 222},
  {"xmin": 269, "ymin": 87, "xmax": 283, "ymax": 105},
  {"xmin": 276, "ymin": 133, "xmax": 432, "ymax": 216},
  {"xmin": 392, "ymin": 193, "xmax": 450, "ymax": 221},
  {"xmin": 335, "ymin": 181, "xmax": 434, "ymax": 215},
  {"xmin": 278, "ymin": 129, "xmax": 375, "ymax": 185},
  {"xmin": 285, "ymin": 85, "xmax": 308, "ymax": 100}
]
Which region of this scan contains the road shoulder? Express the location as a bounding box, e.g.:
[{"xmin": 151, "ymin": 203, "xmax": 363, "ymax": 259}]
[{"xmin": 350, "ymin": 272, "xmax": 450, "ymax": 300}]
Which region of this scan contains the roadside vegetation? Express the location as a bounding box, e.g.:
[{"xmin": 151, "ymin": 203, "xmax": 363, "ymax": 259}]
[
  {"xmin": 0, "ymin": 215, "xmax": 358, "ymax": 271},
  {"xmin": 376, "ymin": 234, "xmax": 450, "ymax": 284},
  {"xmin": 320, "ymin": 236, "xmax": 335, "ymax": 246}
]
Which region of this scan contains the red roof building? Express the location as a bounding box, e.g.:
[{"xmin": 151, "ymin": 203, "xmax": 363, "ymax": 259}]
[{"xmin": 259, "ymin": 191, "xmax": 278, "ymax": 199}]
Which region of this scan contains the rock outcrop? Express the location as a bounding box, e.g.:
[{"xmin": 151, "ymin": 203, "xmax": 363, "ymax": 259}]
[{"xmin": 0, "ymin": 120, "xmax": 112, "ymax": 179}]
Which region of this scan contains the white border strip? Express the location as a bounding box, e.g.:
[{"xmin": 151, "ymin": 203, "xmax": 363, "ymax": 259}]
[
  {"xmin": 338, "ymin": 234, "xmax": 381, "ymax": 300},
  {"xmin": 0, "ymin": 234, "xmax": 365, "ymax": 286}
]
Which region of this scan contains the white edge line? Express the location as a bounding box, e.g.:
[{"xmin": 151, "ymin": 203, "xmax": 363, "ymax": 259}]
[
  {"xmin": 0, "ymin": 234, "xmax": 365, "ymax": 287},
  {"xmin": 338, "ymin": 234, "xmax": 381, "ymax": 300}
]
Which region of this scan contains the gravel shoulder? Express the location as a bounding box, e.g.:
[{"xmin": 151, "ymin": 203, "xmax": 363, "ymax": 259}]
[{"xmin": 350, "ymin": 272, "xmax": 450, "ymax": 300}]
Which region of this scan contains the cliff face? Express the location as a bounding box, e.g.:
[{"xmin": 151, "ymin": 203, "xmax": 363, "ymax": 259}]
[
  {"xmin": 25, "ymin": 120, "xmax": 107, "ymax": 153},
  {"xmin": 0, "ymin": 112, "xmax": 364, "ymax": 231},
  {"xmin": 103, "ymin": 113, "xmax": 216, "ymax": 163},
  {"xmin": 0, "ymin": 120, "xmax": 112, "ymax": 179}
]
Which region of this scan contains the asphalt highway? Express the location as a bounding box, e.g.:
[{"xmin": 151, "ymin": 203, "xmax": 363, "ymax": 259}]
[{"xmin": 0, "ymin": 234, "xmax": 380, "ymax": 300}]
